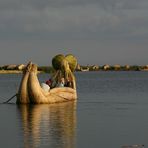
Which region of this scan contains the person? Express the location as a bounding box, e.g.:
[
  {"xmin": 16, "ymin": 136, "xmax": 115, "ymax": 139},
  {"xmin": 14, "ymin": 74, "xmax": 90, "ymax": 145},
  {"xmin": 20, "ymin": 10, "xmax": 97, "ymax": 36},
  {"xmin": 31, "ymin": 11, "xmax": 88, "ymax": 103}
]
[
  {"xmin": 57, "ymin": 77, "xmax": 65, "ymax": 87},
  {"xmin": 41, "ymin": 83, "xmax": 50, "ymax": 92},
  {"xmin": 46, "ymin": 79, "xmax": 52, "ymax": 87},
  {"xmin": 65, "ymin": 77, "xmax": 72, "ymax": 88},
  {"xmin": 41, "ymin": 78, "xmax": 52, "ymax": 92}
]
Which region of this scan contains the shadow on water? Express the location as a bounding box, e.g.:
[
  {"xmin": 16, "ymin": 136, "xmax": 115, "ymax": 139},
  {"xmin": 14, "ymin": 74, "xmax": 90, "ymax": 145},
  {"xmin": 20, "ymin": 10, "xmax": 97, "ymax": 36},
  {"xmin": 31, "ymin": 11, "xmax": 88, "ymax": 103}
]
[{"xmin": 16, "ymin": 102, "xmax": 77, "ymax": 148}]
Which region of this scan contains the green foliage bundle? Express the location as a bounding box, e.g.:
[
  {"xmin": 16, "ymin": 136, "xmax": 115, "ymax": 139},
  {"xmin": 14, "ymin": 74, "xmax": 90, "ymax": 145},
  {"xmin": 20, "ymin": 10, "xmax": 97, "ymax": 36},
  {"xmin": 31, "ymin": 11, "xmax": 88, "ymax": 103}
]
[
  {"xmin": 51, "ymin": 54, "xmax": 77, "ymax": 88},
  {"xmin": 52, "ymin": 54, "xmax": 65, "ymax": 70},
  {"xmin": 65, "ymin": 54, "xmax": 77, "ymax": 72}
]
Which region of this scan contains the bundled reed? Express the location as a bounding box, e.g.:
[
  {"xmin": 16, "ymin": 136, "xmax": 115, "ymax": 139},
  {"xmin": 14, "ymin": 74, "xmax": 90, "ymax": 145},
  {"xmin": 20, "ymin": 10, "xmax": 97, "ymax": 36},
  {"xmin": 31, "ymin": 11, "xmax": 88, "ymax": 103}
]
[{"xmin": 51, "ymin": 54, "xmax": 77, "ymax": 89}]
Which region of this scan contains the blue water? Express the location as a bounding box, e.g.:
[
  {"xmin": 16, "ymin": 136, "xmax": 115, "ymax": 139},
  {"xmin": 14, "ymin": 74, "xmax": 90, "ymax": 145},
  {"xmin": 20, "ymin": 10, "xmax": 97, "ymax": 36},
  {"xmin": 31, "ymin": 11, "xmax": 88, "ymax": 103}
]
[{"xmin": 0, "ymin": 71, "xmax": 148, "ymax": 148}]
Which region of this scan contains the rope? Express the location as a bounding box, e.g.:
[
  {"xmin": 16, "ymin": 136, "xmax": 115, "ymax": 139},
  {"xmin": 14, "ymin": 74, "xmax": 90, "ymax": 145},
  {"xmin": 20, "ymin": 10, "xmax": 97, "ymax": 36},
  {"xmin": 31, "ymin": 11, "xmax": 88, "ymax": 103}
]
[{"xmin": 3, "ymin": 93, "xmax": 17, "ymax": 104}]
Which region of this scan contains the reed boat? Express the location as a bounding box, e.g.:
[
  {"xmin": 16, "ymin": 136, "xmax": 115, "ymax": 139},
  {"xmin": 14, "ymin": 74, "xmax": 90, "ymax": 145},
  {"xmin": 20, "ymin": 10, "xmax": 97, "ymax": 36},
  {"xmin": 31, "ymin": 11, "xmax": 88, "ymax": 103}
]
[{"xmin": 16, "ymin": 62, "xmax": 77, "ymax": 104}]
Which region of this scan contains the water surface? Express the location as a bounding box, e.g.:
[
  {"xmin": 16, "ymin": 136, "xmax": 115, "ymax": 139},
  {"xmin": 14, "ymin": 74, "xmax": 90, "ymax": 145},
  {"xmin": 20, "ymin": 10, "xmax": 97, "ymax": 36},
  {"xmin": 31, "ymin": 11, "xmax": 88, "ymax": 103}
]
[{"xmin": 0, "ymin": 71, "xmax": 148, "ymax": 148}]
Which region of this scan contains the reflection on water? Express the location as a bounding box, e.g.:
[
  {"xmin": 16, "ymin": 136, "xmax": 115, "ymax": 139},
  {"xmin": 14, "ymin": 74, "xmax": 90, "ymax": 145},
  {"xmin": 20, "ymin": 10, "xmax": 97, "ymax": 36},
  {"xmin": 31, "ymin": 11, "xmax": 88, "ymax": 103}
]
[
  {"xmin": 2, "ymin": 72, "xmax": 148, "ymax": 148},
  {"xmin": 17, "ymin": 102, "xmax": 77, "ymax": 148}
]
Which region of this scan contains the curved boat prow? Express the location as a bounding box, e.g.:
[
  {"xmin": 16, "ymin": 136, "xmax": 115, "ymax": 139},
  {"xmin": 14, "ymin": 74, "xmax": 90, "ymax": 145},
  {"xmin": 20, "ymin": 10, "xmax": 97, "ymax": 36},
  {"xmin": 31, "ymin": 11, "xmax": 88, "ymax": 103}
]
[{"xmin": 16, "ymin": 62, "xmax": 77, "ymax": 104}]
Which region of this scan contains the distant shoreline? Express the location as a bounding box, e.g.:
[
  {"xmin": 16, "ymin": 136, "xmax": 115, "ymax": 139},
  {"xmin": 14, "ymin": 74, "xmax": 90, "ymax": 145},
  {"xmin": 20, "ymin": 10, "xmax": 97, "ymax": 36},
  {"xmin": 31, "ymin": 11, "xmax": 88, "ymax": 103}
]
[
  {"xmin": 0, "ymin": 69, "xmax": 148, "ymax": 74},
  {"xmin": 0, "ymin": 70, "xmax": 22, "ymax": 74},
  {"xmin": 0, "ymin": 70, "xmax": 43, "ymax": 74},
  {"xmin": 0, "ymin": 64, "xmax": 148, "ymax": 74}
]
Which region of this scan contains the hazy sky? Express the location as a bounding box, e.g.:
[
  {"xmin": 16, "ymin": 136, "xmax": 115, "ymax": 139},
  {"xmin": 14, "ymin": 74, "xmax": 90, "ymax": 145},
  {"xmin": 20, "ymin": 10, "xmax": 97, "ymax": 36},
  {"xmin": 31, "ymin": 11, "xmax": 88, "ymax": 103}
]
[{"xmin": 0, "ymin": 0, "xmax": 148, "ymax": 66}]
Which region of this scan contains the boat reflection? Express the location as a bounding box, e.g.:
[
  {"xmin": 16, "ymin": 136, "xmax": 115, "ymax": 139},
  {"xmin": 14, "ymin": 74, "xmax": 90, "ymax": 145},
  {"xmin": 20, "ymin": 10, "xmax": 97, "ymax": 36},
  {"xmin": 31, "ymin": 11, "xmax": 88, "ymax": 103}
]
[{"xmin": 17, "ymin": 102, "xmax": 77, "ymax": 148}]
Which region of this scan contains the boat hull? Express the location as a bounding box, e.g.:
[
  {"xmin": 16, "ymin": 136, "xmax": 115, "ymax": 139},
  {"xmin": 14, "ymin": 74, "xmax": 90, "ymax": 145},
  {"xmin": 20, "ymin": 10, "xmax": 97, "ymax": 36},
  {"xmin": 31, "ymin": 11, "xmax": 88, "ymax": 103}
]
[{"xmin": 16, "ymin": 63, "xmax": 77, "ymax": 104}]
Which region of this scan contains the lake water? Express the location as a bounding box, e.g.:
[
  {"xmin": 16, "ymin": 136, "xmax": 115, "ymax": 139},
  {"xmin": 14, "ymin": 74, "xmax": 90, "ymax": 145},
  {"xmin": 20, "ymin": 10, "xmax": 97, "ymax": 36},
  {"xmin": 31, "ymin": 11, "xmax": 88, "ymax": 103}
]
[{"xmin": 0, "ymin": 71, "xmax": 148, "ymax": 148}]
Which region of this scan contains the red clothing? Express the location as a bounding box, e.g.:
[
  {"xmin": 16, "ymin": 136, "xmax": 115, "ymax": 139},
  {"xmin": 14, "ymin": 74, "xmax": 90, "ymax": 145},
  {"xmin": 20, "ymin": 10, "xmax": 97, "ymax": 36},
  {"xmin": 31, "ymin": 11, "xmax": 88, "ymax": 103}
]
[{"xmin": 46, "ymin": 79, "xmax": 52, "ymax": 86}]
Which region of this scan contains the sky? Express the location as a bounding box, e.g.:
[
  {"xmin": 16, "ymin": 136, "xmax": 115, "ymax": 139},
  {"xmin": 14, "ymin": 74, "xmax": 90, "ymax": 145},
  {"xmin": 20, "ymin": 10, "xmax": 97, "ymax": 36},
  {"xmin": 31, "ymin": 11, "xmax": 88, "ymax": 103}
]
[{"xmin": 0, "ymin": 0, "xmax": 148, "ymax": 66}]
